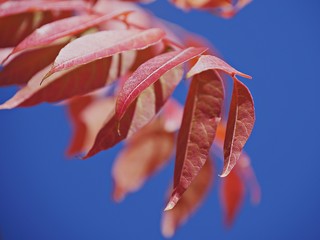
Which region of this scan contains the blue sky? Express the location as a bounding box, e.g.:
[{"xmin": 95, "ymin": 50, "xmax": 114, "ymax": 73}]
[{"xmin": 0, "ymin": 0, "xmax": 320, "ymax": 239}]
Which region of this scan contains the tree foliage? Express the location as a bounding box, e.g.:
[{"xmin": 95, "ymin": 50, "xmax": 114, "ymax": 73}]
[{"xmin": 0, "ymin": 0, "xmax": 259, "ymax": 237}]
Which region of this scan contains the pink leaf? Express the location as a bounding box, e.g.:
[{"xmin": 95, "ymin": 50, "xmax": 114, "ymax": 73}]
[
  {"xmin": 116, "ymin": 47, "xmax": 207, "ymax": 120},
  {"xmin": 0, "ymin": 1, "xmax": 90, "ymax": 18},
  {"xmin": 7, "ymin": 10, "xmax": 131, "ymax": 58},
  {"xmin": 46, "ymin": 28, "xmax": 165, "ymax": 77},
  {"xmin": 165, "ymin": 70, "xmax": 224, "ymax": 210},
  {"xmin": 187, "ymin": 54, "xmax": 251, "ymax": 79},
  {"xmin": 220, "ymin": 78, "xmax": 255, "ymax": 177}
]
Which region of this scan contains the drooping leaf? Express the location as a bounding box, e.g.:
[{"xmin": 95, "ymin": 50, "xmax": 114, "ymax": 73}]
[
  {"xmin": 45, "ymin": 28, "xmax": 165, "ymax": 77},
  {"xmin": 220, "ymin": 166, "xmax": 245, "ymax": 227},
  {"xmin": 67, "ymin": 96, "xmax": 115, "ymax": 156},
  {"xmin": 84, "ymin": 66, "xmax": 183, "ymax": 159},
  {"xmin": 165, "ymin": 70, "xmax": 224, "ymax": 210},
  {"xmin": 116, "ymin": 47, "xmax": 207, "ymax": 120},
  {"xmin": 0, "ymin": 43, "xmax": 66, "ymax": 86},
  {"xmin": 112, "ymin": 119, "xmax": 175, "ymax": 202},
  {"xmin": 220, "ymin": 78, "xmax": 255, "ymax": 177},
  {"xmin": 187, "ymin": 54, "xmax": 251, "ymax": 80},
  {"xmin": 162, "ymin": 157, "xmax": 213, "ymax": 238},
  {"xmin": 6, "ymin": 10, "xmax": 131, "ymax": 58}
]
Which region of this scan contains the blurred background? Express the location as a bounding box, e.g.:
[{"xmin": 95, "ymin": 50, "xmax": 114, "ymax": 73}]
[{"xmin": 0, "ymin": 0, "xmax": 320, "ymax": 239}]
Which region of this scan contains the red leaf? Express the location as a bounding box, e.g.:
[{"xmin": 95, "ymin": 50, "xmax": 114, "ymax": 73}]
[
  {"xmin": 214, "ymin": 122, "xmax": 261, "ymax": 205},
  {"xmin": 7, "ymin": 11, "xmax": 131, "ymax": 58},
  {"xmin": 84, "ymin": 66, "xmax": 183, "ymax": 159},
  {"xmin": 0, "ymin": 43, "xmax": 65, "ymax": 86},
  {"xmin": 112, "ymin": 119, "xmax": 175, "ymax": 202},
  {"xmin": 0, "ymin": 11, "xmax": 70, "ymax": 48},
  {"xmin": 45, "ymin": 28, "xmax": 165, "ymax": 77},
  {"xmin": 0, "ymin": 57, "xmax": 112, "ymax": 109},
  {"xmin": 0, "ymin": 1, "xmax": 90, "ymax": 18},
  {"xmin": 0, "ymin": 1, "xmax": 89, "ymax": 47},
  {"xmin": 162, "ymin": 157, "xmax": 213, "ymax": 237},
  {"xmin": 165, "ymin": 70, "xmax": 224, "ymax": 210},
  {"xmin": 187, "ymin": 54, "xmax": 251, "ymax": 79},
  {"xmin": 220, "ymin": 78, "xmax": 255, "ymax": 177},
  {"xmin": 116, "ymin": 47, "xmax": 207, "ymax": 120},
  {"xmin": 220, "ymin": 166, "xmax": 245, "ymax": 227},
  {"xmin": 236, "ymin": 152, "xmax": 261, "ymax": 205}
]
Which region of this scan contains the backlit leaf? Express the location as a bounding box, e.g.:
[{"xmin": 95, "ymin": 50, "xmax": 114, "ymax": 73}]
[
  {"xmin": 220, "ymin": 78, "xmax": 255, "ymax": 177},
  {"xmin": 116, "ymin": 47, "xmax": 207, "ymax": 120},
  {"xmin": 165, "ymin": 70, "xmax": 224, "ymax": 210},
  {"xmin": 46, "ymin": 28, "xmax": 165, "ymax": 77}
]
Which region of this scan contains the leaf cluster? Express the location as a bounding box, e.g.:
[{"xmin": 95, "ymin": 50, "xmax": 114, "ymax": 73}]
[{"xmin": 0, "ymin": 0, "xmax": 259, "ymax": 237}]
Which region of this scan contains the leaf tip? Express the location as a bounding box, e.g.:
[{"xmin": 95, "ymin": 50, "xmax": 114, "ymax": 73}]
[
  {"xmin": 112, "ymin": 185, "xmax": 126, "ymax": 203},
  {"xmin": 164, "ymin": 191, "xmax": 180, "ymax": 211},
  {"xmin": 40, "ymin": 70, "xmax": 54, "ymax": 85},
  {"xmin": 219, "ymin": 169, "xmax": 231, "ymax": 178},
  {"xmin": 239, "ymin": 72, "xmax": 252, "ymax": 80}
]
